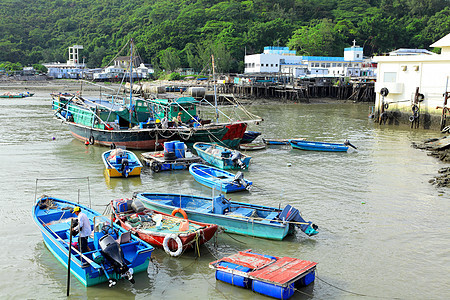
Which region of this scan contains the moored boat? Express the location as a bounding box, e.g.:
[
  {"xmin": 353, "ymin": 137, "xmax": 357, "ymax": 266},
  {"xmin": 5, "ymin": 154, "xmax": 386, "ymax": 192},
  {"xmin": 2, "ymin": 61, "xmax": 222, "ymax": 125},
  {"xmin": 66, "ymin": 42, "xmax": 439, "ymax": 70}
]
[
  {"xmin": 32, "ymin": 195, "xmax": 154, "ymax": 287},
  {"xmin": 0, "ymin": 91, "xmax": 34, "ymax": 98},
  {"xmin": 289, "ymin": 139, "xmax": 357, "ymax": 152},
  {"xmin": 51, "ymin": 41, "xmax": 260, "ymax": 150},
  {"xmin": 239, "ymin": 142, "xmax": 266, "ymax": 151},
  {"xmin": 193, "ymin": 142, "xmax": 251, "ymax": 170},
  {"xmin": 136, "ymin": 193, "xmax": 318, "ymax": 240},
  {"xmin": 210, "ymin": 249, "xmax": 317, "ymax": 299},
  {"xmin": 102, "ymin": 148, "xmax": 143, "ymax": 177},
  {"xmin": 111, "ymin": 198, "xmax": 218, "ymax": 257},
  {"xmin": 189, "ymin": 163, "xmax": 252, "ymax": 193}
]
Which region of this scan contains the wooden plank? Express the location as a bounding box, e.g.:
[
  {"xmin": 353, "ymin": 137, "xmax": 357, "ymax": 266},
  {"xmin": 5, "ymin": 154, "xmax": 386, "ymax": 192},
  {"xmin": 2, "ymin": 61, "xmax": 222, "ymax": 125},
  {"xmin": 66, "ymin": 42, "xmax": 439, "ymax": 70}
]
[{"xmin": 249, "ymin": 257, "xmax": 317, "ymax": 285}]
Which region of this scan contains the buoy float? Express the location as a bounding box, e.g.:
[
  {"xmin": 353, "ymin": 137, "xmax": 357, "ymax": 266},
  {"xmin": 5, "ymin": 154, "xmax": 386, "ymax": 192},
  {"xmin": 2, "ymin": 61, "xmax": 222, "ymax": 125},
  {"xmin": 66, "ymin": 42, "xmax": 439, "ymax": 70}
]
[
  {"xmin": 287, "ymin": 163, "xmax": 292, "ymax": 167},
  {"xmin": 85, "ymin": 140, "xmax": 90, "ymax": 145}
]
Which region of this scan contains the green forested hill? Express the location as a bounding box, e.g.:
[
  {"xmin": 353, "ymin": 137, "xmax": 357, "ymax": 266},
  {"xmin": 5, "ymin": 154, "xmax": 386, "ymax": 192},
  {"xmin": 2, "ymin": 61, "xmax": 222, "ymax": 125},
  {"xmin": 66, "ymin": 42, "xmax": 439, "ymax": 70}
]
[{"xmin": 0, "ymin": 0, "xmax": 449, "ymax": 73}]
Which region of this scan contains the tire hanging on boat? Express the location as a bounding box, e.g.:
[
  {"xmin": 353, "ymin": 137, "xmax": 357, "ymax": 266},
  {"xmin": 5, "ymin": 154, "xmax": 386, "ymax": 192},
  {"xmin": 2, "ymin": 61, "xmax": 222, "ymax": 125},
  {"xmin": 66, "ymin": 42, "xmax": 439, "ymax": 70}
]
[
  {"xmin": 89, "ymin": 135, "xmax": 95, "ymax": 145},
  {"xmin": 163, "ymin": 234, "xmax": 183, "ymax": 257}
]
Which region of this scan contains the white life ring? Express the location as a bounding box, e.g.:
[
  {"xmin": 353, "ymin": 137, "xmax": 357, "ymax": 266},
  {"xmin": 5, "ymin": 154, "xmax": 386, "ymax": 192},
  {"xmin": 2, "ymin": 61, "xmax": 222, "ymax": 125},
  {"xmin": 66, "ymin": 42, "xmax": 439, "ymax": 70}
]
[{"xmin": 162, "ymin": 233, "xmax": 183, "ymax": 257}]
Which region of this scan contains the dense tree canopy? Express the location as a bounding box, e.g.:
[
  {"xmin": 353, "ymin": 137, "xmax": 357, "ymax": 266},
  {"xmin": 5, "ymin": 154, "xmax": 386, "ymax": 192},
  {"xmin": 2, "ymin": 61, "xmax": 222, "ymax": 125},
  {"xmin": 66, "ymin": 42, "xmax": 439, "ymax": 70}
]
[{"xmin": 0, "ymin": 0, "xmax": 448, "ymax": 73}]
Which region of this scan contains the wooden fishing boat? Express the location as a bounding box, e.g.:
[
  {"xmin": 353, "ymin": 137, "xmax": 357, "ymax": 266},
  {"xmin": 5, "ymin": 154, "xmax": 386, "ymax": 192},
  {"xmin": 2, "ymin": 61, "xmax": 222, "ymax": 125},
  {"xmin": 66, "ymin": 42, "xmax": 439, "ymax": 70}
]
[
  {"xmin": 193, "ymin": 142, "xmax": 251, "ymax": 170},
  {"xmin": 50, "ymin": 41, "xmax": 260, "ymax": 150},
  {"xmin": 210, "ymin": 249, "xmax": 317, "ymax": 299},
  {"xmin": 136, "ymin": 193, "xmax": 319, "ymax": 240},
  {"xmin": 240, "ymin": 131, "xmax": 261, "ymax": 144},
  {"xmin": 102, "ymin": 148, "xmax": 143, "ymax": 177},
  {"xmin": 189, "ymin": 163, "xmax": 252, "ymax": 193},
  {"xmin": 0, "ymin": 91, "xmax": 34, "ymax": 98},
  {"xmin": 111, "ymin": 198, "xmax": 218, "ymax": 257},
  {"xmin": 239, "ymin": 142, "xmax": 266, "ymax": 151},
  {"xmin": 33, "ymin": 195, "xmax": 154, "ymax": 287},
  {"xmin": 289, "ymin": 139, "xmax": 357, "ymax": 152}
]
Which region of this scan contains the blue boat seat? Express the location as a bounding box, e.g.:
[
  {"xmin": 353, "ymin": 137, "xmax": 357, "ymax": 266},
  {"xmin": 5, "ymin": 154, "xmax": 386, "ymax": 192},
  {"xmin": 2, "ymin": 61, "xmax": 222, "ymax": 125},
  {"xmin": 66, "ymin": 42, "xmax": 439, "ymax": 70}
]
[
  {"xmin": 260, "ymin": 212, "xmax": 279, "ymax": 224},
  {"xmin": 232, "ymin": 207, "xmax": 254, "ymax": 217},
  {"xmin": 197, "ymin": 203, "xmax": 212, "ymax": 213}
]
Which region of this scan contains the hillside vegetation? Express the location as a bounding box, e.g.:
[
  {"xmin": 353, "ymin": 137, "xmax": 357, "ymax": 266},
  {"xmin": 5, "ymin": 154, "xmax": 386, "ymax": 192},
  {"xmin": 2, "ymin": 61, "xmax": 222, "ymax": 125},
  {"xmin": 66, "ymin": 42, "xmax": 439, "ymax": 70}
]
[{"xmin": 0, "ymin": 0, "xmax": 449, "ymax": 73}]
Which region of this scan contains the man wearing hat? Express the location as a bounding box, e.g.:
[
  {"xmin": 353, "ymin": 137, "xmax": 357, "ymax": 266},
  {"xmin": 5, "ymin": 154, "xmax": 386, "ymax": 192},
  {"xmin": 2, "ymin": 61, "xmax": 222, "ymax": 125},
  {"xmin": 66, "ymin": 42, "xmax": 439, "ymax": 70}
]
[{"xmin": 72, "ymin": 207, "xmax": 92, "ymax": 260}]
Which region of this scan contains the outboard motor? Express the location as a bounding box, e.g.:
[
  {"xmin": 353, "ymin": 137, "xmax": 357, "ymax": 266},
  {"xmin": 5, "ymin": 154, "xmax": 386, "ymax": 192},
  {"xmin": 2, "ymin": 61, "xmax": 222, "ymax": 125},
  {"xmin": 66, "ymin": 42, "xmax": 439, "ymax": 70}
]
[
  {"xmin": 98, "ymin": 235, "xmax": 134, "ymax": 286},
  {"xmin": 232, "ymin": 171, "xmax": 250, "ymax": 190},
  {"xmin": 231, "ymin": 151, "xmax": 245, "ymax": 169},
  {"xmin": 120, "ymin": 158, "xmax": 130, "ymax": 177}
]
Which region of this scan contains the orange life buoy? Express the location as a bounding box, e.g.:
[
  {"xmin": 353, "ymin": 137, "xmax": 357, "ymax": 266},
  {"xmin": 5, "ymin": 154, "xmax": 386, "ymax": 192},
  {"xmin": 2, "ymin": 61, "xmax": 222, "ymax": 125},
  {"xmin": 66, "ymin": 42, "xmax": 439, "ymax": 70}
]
[{"xmin": 171, "ymin": 208, "xmax": 188, "ymax": 220}]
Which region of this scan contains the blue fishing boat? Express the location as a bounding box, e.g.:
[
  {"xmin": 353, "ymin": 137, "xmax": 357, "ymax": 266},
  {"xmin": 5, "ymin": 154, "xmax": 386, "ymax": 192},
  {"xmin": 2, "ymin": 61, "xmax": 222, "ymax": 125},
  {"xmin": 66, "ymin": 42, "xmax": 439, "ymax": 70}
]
[
  {"xmin": 289, "ymin": 139, "xmax": 357, "ymax": 152},
  {"xmin": 136, "ymin": 193, "xmax": 318, "ymax": 240},
  {"xmin": 33, "ymin": 195, "xmax": 154, "ymax": 287},
  {"xmin": 193, "ymin": 142, "xmax": 251, "ymax": 170},
  {"xmin": 102, "ymin": 148, "xmax": 143, "ymax": 177},
  {"xmin": 210, "ymin": 249, "xmax": 317, "ymax": 300},
  {"xmin": 189, "ymin": 163, "xmax": 252, "ymax": 193}
]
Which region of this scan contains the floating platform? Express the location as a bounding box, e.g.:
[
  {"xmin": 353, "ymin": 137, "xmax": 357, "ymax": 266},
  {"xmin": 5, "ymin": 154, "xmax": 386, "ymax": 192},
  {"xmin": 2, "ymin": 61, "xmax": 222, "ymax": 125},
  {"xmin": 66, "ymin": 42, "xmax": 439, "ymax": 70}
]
[
  {"xmin": 209, "ymin": 249, "xmax": 317, "ymax": 299},
  {"xmin": 141, "ymin": 151, "xmax": 203, "ymax": 172}
]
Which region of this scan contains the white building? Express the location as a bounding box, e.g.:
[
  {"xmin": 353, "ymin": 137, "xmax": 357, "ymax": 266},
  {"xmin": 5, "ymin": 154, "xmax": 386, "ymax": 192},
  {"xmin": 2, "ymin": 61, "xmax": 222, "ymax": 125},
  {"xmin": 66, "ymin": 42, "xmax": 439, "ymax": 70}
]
[
  {"xmin": 244, "ymin": 41, "xmax": 373, "ymax": 78},
  {"xmin": 373, "ymin": 33, "xmax": 450, "ymax": 120},
  {"xmin": 93, "ymin": 63, "xmax": 152, "ymax": 80},
  {"xmin": 43, "ymin": 45, "xmax": 86, "ymax": 79}
]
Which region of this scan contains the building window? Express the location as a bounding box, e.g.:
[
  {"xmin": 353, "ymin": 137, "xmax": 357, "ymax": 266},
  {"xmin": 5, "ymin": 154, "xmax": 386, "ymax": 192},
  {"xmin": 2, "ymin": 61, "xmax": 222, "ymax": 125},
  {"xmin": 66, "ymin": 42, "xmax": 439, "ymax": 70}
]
[
  {"xmin": 383, "ymin": 72, "xmax": 397, "ymax": 82},
  {"xmin": 321, "ymin": 63, "xmax": 325, "ymax": 67},
  {"xmin": 326, "ymin": 63, "xmax": 330, "ymax": 67},
  {"xmin": 344, "ymin": 63, "xmax": 347, "ymax": 67},
  {"xmin": 256, "ymin": 64, "xmax": 259, "ymax": 67},
  {"xmin": 332, "ymin": 63, "xmax": 336, "ymax": 67},
  {"xmin": 271, "ymin": 64, "xmax": 273, "ymax": 67},
  {"xmin": 357, "ymin": 54, "xmax": 360, "ymax": 58},
  {"xmin": 266, "ymin": 64, "xmax": 269, "ymax": 67},
  {"xmin": 348, "ymin": 63, "xmax": 352, "ymax": 67},
  {"xmin": 275, "ymin": 64, "xmax": 278, "ymax": 67},
  {"xmin": 252, "ymin": 63, "xmax": 255, "ymax": 67},
  {"xmin": 338, "ymin": 63, "xmax": 342, "ymax": 67}
]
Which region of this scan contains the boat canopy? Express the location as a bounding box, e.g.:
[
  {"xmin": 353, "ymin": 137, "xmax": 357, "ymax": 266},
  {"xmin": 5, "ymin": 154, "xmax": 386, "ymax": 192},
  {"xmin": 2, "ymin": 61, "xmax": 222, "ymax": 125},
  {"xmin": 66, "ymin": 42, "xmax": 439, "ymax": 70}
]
[{"xmin": 150, "ymin": 96, "xmax": 200, "ymax": 123}]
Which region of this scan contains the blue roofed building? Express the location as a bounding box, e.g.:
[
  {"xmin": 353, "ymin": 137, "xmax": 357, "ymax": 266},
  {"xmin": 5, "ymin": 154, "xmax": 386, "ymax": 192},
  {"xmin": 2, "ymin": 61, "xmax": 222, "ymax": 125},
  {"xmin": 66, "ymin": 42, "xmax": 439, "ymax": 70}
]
[{"xmin": 244, "ymin": 41, "xmax": 375, "ymax": 78}]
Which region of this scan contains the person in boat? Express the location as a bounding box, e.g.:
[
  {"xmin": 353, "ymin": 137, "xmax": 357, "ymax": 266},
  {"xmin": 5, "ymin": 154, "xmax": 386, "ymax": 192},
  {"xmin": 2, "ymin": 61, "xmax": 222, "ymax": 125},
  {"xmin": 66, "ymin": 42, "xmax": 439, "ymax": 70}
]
[
  {"xmin": 161, "ymin": 116, "xmax": 168, "ymax": 129},
  {"xmin": 72, "ymin": 206, "xmax": 92, "ymax": 260},
  {"xmin": 173, "ymin": 112, "xmax": 183, "ymax": 127}
]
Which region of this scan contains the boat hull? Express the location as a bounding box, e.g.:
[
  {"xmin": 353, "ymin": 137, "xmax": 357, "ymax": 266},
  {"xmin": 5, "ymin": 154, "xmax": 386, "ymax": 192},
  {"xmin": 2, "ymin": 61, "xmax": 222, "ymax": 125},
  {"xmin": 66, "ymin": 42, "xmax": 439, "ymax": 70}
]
[
  {"xmin": 290, "ymin": 140, "xmax": 349, "ymax": 152},
  {"xmin": 67, "ymin": 122, "xmax": 246, "ymax": 150},
  {"xmin": 136, "ymin": 193, "xmax": 291, "ymax": 240}
]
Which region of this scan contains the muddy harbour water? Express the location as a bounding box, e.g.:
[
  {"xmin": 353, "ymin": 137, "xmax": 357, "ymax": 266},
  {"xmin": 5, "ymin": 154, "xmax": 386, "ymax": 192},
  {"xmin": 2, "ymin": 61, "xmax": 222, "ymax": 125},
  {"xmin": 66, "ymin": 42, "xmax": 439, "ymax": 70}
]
[{"xmin": 0, "ymin": 82, "xmax": 449, "ymax": 299}]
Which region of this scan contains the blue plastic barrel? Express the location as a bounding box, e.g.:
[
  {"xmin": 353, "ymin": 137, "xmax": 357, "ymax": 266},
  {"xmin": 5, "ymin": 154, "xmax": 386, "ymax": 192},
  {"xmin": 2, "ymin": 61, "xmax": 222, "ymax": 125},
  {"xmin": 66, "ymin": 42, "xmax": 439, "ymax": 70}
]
[
  {"xmin": 175, "ymin": 142, "xmax": 185, "ymax": 158},
  {"xmin": 164, "ymin": 141, "xmax": 175, "ymax": 154}
]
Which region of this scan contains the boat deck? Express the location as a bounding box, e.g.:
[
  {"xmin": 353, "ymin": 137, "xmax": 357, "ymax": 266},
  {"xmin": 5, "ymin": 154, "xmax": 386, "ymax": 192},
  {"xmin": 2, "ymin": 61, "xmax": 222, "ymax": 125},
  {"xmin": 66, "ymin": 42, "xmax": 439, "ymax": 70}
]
[{"xmin": 211, "ymin": 249, "xmax": 317, "ymax": 287}]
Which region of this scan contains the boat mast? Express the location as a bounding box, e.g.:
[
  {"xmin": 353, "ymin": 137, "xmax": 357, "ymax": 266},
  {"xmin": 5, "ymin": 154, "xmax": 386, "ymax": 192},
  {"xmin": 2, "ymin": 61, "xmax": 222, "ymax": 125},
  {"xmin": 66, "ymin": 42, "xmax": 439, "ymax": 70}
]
[
  {"xmin": 212, "ymin": 54, "xmax": 218, "ymax": 124},
  {"xmin": 129, "ymin": 39, "xmax": 133, "ymax": 128}
]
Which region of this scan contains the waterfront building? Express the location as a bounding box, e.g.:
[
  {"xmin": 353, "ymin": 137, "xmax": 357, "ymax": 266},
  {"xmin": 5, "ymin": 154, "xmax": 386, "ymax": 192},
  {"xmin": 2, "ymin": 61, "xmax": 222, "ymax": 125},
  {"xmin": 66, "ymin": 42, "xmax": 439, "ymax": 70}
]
[
  {"xmin": 373, "ymin": 32, "xmax": 450, "ymax": 126},
  {"xmin": 93, "ymin": 56, "xmax": 153, "ymax": 80},
  {"xmin": 43, "ymin": 45, "xmax": 86, "ymax": 79},
  {"xmin": 244, "ymin": 41, "xmax": 374, "ymax": 78}
]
